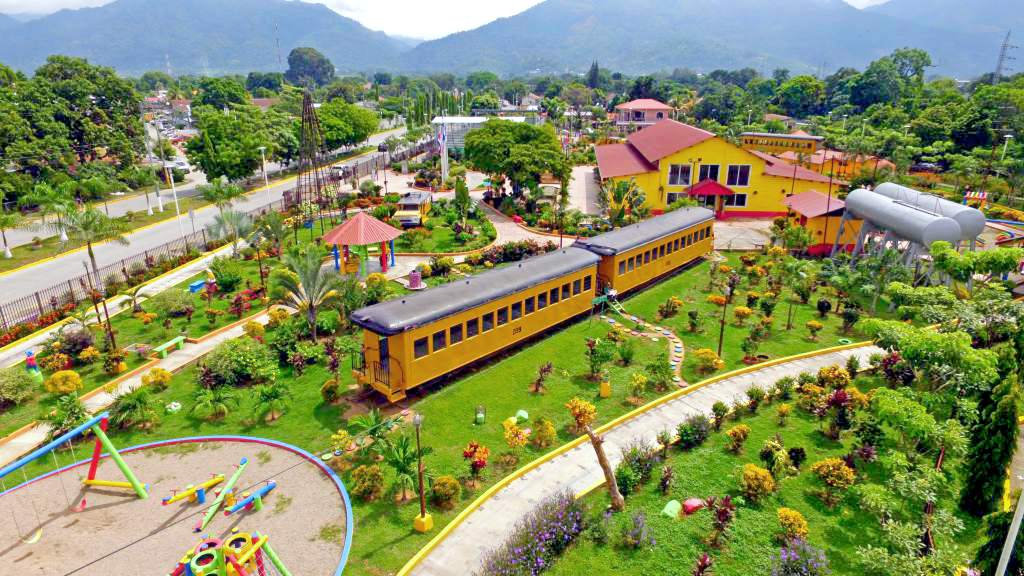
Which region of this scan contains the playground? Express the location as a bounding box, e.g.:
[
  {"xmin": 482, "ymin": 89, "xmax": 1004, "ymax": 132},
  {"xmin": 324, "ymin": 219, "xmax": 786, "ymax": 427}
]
[{"xmin": 0, "ymin": 426, "xmax": 350, "ymax": 575}]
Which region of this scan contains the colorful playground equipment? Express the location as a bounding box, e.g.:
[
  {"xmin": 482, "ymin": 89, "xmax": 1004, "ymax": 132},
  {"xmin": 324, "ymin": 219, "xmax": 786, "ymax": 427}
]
[
  {"xmin": 0, "ymin": 412, "xmax": 147, "ymax": 544},
  {"xmin": 195, "ymin": 457, "xmax": 248, "ymax": 532},
  {"xmin": 224, "ymin": 481, "xmax": 276, "ymax": 516},
  {"xmin": 24, "ymin": 350, "xmax": 43, "ymax": 383},
  {"xmin": 169, "ymin": 529, "xmax": 292, "ymax": 576},
  {"xmin": 163, "ymin": 474, "xmax": 226, "ymax": 506}
]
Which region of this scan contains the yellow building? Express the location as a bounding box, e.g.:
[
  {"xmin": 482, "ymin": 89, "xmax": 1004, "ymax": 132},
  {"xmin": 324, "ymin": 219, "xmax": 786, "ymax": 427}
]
[
  {"xmin": 595, "ymin": 119, "xmax": 836, "ymax": 219},
  {"xmin": 740, "ymin": 130, "xmax": 824, "ymax": 155},
  {"xmin": 781, "ymin": 190, "xmax": 861, "ymax": 255},
  {"xmin": 777, "ymin": 149, "xmax": 895, "ymax": 180}
]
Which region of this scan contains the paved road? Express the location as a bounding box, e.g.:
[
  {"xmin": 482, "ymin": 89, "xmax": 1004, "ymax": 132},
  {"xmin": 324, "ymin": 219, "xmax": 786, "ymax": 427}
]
[
  {"xmin": 409, "ymin": 344, "xmax": 881, "ymax": 576},
  {"xmin": 0, "ymin": 129, "xmax": 408, "ymax": 303}
]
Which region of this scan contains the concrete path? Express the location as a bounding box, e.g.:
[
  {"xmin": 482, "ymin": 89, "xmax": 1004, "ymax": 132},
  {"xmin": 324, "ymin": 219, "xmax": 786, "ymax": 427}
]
[
  {"xmin": 409, "ymin": 344, "xmax": 881, "ymax": 576},
  {"xmin": 567, "ymin": 165, "xmax": 602, "ymax": 215},
  {"xmin": 714, "ymin": 219, "xmax": 772, "ymax": 251}
]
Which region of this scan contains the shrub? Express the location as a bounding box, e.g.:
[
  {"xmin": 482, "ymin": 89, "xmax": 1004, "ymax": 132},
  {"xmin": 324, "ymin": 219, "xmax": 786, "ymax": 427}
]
[
  {"xmin": 266, "ymin": 307, "xmax": 291, "ymax": 328},
  {"xmin": 210, "ymin": 256, "xmax": 243, "ymax": 292},
  {"xmin": 45, "ymin": 370, "xmax": 83, "ymax": 395},
  {"xmin": 816, "ymin": 298, "xmax": 832, "ymax": 317},
  {"xmin": 693, "ymin": 348, "xmax": 725, "ymax": 373},
  {"xmin": 629, "ymin": 372, "xmax": 648, "ymax": 399},
  {"xmin": 532, "ymin": 416, "xmax": 557, "ymax": 449},
  {"xmin": 740, "ymin": 463, "xmax": 775, "ymax": 501},
  {"xmin": 645, "ymin": 352, "xmax": 674, "ymax": 390},
  {"xmin": 142, "ymin": 367, "xmax": 173, "ymax": 391},
  {"xmin": 726, "ymin": 424, "xmax": 751, "ymax": 453},
  {"xmin": 268, "ymin": 320, "xmax": 301, "ymax": 362},
  {"xmin": 615, "ymin": 461, "xmax": 641, "ymax": 496},
  {"xmin": 620, "ymin": 439, "xmax": 659, "ymax": 483},
  {"xmin": 60, "ymin": 328, "xmax": 94, "ymax": 357},
  {"xmin": 788, "ymin": 447, "xmax": 807, "ymax": 470},
  {"xmin": 316, "ymin": 309, "xmax": 341, "ymax": 335},
  {"xmin": 771, "ymin": 538, "xmax": 830, "ymax": 576},
  {"xmin": 480, "ymin": 491, "xmax": 586, "ymax": 576},
  {"xmin": 41, "ymin": 352, "xmax": 71, "ymax": 372},
  {"xmin": 776, "ymin": 507, "xmax": 809, "ymax": 541},
  {"xmin": 243, "ymin": 321, "xmax": 265, "ymax": 340},
  {"xmin": 677, "ymin": 414, "xmax": 712, "ymax": 449},
  {"xmin": 805, "ymin": 320, "xmax": 824, "ymax": 340},
  {"xmin": 817, "ymin": 365, "xmax": 851, "ymax": 389},
  {"xmin": 103, "ymin": 349, "xmax": 126, "ymax": 375},
  {"xmin": 845, "ymin": 354, "xmax": 861, "ymax": 376},
  {"xmin": 350, "ymin": 464, "xmax": 384, "ymax": 501},
  {"xmin": 78, "ymin": 346, "xmax": 101, "ymax": 365},
  {"xmin": 621, "ymin": 512, "xmax": 655, "ymax": 549},
  {"xmin": 565, "ymin": 397, "xmax": 596, "ymax": 432},
  {"xmin": 810, "ymin": 457, "xmax": 856, "ymax": 506},
  {"xmin": 773, "ymin": 376, "xmax": 795, "ymax": 400},
  {"xmin": 733, "ymin": 306, "xmax": 753, "ymax": 325},
  {"xmin": 150, "ymin": 289, "xmax": 195, "ymax": 318},
  {"xmin": 431, "ymin": 475, "xmax": 462, "ymax": 510},
  {"xmin": 659, "ymin": 465, "xmax": 674, "ymax": 495},
  {"xmin": 777, "ymin": 403, "xmax": 792, "ymax": 426},
  {"xmin": 204, "ymin": 338, "xmax": 278, "ymax": 387},
  {"xmin": 617, "ymin": 339, "xmax": 636, "ymax": 366},
  {"xmin": 0, "ymin": 367, "xmax": 34, "ymax": 409},
  {"xmin": 746, "ymin": 385, "xmax": 766, "ymax": 412},
  {"xmin": 320, "ymin": 378, "xmax": 341, "ymax": 403},
  {"xmin": 712, "ymin": 401, "xmax": 729, "ymax": 430}
]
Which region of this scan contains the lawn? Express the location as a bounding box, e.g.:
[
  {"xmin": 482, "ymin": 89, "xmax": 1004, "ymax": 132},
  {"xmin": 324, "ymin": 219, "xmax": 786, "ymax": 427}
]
[
  {"xmin": 393, "ymin": 216, "xmax": 493, "ymax": 254},
  {"xmin": 543, "ymin": 376, "xmax": 985, "ymax": 576}
]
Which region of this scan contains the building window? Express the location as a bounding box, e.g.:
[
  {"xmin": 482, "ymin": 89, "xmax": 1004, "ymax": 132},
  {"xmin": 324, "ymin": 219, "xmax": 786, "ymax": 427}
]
[
  {"xmin": 511, "ymin": 301, "xmax": 522, "ymax": 320},
  {"xmin": 666, "ymin": 192, "xmax": 681, "ymax": 204},
  {"xmin": 561, "ymin": 283, "xmax": 571, "ymax": 299},
  {"xmin": 668, "ymin": 164, "xmax": 692, "ymax": 186},
  {"xmin": 538, "ymin": 292, "xmax": 548, "ymax": 309},
  {"xmin": 627, "ymin": 257, "xmax": 635, "ymax": 272},
  {"xmin": 432, "ymin": 330, "xmax": 446, "ymax": 352},
  {"xmin": 497, "ymin": 307, "xmax": 509, "ymax": 325},
  {"xmin": 727, "ymin": 165, "xmax": 751, "ymax": 187},
  {"xmin": 550, "ymin": 287, "xmax": 560, "ymax": 304},
  {"xmin": 525, "ymin": 296, "xmax": 535, "ymax": 314},
  {"xmin": 618, "ymin": 261, "xmax": 626, "ymax": 275},
  {"xmin": 414, "ymin": 337, "xmax": 429, "ymax": 359},
  {"xmin": 450, "ymin": 324, "xmax": 463, "ymax": 344},
  {"xmin": 655, "ymin": 111, "xmax": 664, "ymax": 119},
  {"xmin": 724, "ymin": 193, "xmax": 748, "ymax": 207},
  {"xmin": 699, "ymin": 164, "xmax": 720, "ymax": 182},
  {"xmin": 573, "ymin": 279, "xmax": 581, "ymax": 295},
  {"xmin": 583, "ymin": 275, "xmax": 592, "ymax": 291},
  {"xmin": 467, "ymin": 318, "xmax": 479, "ymax": 338},
  {"xmin": 483, "ymin": 312, "xmax": 494, "ymax": 331}
]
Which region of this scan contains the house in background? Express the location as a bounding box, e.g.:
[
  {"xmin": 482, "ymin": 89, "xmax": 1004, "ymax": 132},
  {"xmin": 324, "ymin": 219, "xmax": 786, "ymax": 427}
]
[
  {"xmin": 613, "ymin": 99, "xmax": 673, "ymax": 132},
  {"xmin": 740, "ymin": 130, "xmax": 825, "ymax": 156},
  {"xmin": 594, "ymin": 119, "xmax": 839, "ymax": 219},
  {"xmin": 777, "ymin": 149, "xmax": 896, "ymax": 179},
  {"xmin": 782, "ymin": 190, "xmax": 861, "ymax": 255}
]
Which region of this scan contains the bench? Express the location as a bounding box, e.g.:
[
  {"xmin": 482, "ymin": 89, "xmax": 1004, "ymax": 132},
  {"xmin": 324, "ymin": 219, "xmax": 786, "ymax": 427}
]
[
  {"xmin": 188, "ymin": 280, "xmax": 207, "ymax": 294},
  {"xmin": 153, "ymin": 336, "xmax": 186, "ymax": 358}
]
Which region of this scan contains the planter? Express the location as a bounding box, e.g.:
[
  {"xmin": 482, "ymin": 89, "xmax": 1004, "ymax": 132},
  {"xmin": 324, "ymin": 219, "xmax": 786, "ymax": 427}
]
[{"xmin": 599, "ymin": 380, "xmax": 612, "ymax": 398}]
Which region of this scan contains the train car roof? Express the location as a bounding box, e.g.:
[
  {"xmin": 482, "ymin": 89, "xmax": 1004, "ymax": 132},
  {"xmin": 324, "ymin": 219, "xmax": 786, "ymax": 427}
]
[
  {"xmin": 573, "ymin": 207, "xmax": 716, "ymax": 256},
  {"xmin": 350, "ymin": 247, "xmax": 601, "ymax": 335}
]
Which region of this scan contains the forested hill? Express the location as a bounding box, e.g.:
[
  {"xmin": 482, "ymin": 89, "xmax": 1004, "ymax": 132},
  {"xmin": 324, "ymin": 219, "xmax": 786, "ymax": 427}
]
[
  {"xmin": 400, "ymin": 0, "xmax": 997, "ymax": 77},
  {"xmin": 0, "ymin": 0, "xmax": 404, "ymax": 76},
  {"xmin": 868, "ymin": 0, "xmax": 1024, "ymax": 36}
]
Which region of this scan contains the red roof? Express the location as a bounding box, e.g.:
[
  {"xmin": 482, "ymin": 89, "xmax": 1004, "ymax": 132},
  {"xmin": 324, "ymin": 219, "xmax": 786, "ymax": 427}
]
[
  {"xmin": 595, "ymin": 143, "xmax": 656, "ymax": 179},
  {"xmin": 749, "ymin": 150, "xmax": 833, "ymax": 184},
  {"xmin": 783, "ymin": 190, "xmax": 845, "ymax": 218},
  {"xmin": 614, "ymin": 98, "xmax": 673, "ymax": 111},
  {"xmin": 687, "ymin": 179, "xmax": 734, "ymax": 196},
  {"xmin": 627, "ymin": 119, "xmax": 716, "ymax": 163},
  {"xmin": 322, "ymin": 211, "xmax": 403, "ymax": 246}
]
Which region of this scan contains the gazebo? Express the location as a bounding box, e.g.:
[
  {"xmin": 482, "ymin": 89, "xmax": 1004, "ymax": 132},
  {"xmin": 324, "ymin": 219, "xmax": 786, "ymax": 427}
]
[{"xmin": 323, "ymin": 212, "xmax": 403, "ymax": 275}]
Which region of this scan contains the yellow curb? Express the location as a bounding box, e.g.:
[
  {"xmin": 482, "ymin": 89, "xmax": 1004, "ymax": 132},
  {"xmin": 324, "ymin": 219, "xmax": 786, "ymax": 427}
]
[
  {"xmin": 79, "ymin": 358, "xmax": 161, "ymax": 403},
  {"xmin": 0, "ymin": 420, "xmax": 44, "ymax": 448},
  {"xmin": 396, "ymin": 339, "xmax": 873, "ymax": 575}
]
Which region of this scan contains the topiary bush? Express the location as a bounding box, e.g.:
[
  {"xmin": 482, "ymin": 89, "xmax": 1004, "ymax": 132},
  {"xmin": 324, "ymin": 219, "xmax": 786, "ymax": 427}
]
[
  {"xmin": 740, "ymin": 463, "xmax": 775, "ymax": 501},
  {"xmin": 203, "ymin": 338, "xmax": 278, "ymax": 387},
  {"xmin": 726, "ymin": 424, "xmax": 751, "ymax": 454},
  {"xmin": 431, "ymin": 475, "xmax": 462, "ymax": 510},
  {"xmin": 45, "ymin": 370, "xmax": 83, "ymax": 395},
  {"xmin": 350, "ymin": 464, "xmax": 384, "ymax": 501},
  {"xmin": 777, "ymin": 507, "xmax": 809, "ymax": 541},
  {"xmin": 677, "ymin": 414, "xmax": 712, "ymax": 449}
]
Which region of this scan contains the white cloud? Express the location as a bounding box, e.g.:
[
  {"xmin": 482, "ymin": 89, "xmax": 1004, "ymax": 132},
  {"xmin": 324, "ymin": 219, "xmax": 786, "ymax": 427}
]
[{"xmin": 0, "ymin": 0, "xmax": 889, "ymax": 36}]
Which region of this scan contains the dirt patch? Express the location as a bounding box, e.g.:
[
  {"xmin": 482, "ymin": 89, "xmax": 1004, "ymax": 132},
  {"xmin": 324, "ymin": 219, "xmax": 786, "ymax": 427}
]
[{"xmin": 0, "ymin": 439, "xmax": 347, "ymax": 575}]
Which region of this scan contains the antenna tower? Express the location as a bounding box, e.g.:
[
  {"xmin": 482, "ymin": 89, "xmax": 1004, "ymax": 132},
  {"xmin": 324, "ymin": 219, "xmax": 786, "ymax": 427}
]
[
  {"xmin": 994, "ymin": 30, "xmax": 1017, "ymax": 83},
  {"xmin": 295, "ymin": 91, "xmax": 336, "ymax": 232}
]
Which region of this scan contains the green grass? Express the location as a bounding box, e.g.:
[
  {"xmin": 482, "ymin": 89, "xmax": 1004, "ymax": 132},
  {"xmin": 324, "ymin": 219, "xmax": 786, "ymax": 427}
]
[
  {"xmin": 544, "ymin": 380, "xmax": 985, "ymax": 576},
  {"xmin": 393, "ymin": 217, "xmax": 492, "ymax": 254}
]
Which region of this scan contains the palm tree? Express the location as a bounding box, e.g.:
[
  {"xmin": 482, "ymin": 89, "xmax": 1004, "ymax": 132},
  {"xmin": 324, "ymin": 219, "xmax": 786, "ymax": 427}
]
[
  {"xmin": 207, "ymin": 209, "xmax": 253, "ymax": 255},
  {"xmin": 198, "ymin": 176, "xmax": 245, "ymax": 219},
  {"xmin": 272, "ymin": 247, "xmax": 344, "ymax": 340},
  {"xmin": 383, "ymin": 434, "xmax": 423, "ymax": 502},
  {"xmin": 255, "ymin": 211, "xmax": 289, "ymax": 256},
  {"xmin": 252, "ymin": 382, "xmax": 292, "ymax": 422},
  {"xmin": 109, "ymin": 386, "xmax": 159, "ymax": 429},
  {"xmin": 51, "ymin": 206, "xmax": 130, "ymax": 289},
  {"xmin": 351, "ymin": 407, "xmax": 400, "ymax": 456},
  {"xmin": 857, "ymin": 249, "xmax": 909, "ymax": 312},
  {"xmin": 20, "ymin": 183, "xmax": 73, "ymax": 240},
  {"xmin": 122, "ymin": 285, "xmax": 150, "ymax": 313},
  {"xmin": 0, "ymin": 210, "xmax": 22, "ymax": 258},
  {"xmin": 190, "ymin": 387, "xmax": 239, "ymax": 420}
]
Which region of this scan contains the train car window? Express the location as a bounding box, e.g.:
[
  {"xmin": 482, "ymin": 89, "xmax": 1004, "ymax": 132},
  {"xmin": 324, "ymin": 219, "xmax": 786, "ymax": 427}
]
[
  {"xmin": 550, "ymin": 287, "xmax": 560, "ymax": 304},
  {"xmin": 674, "ymin": 238, "xmax": 680, "ymax": 251},
  {"xmin": 659, "ymin": 245, "xmax": 666, "ymax": 258},
  {"xmin": 414, "ymin": 338, "xmax": 429, "ymax": 359},
  {"xmin": 627, "ymin": 257, "xmax": 635, "ymax": 272},
  {"xmin": 432, "ymin": 330, "xmax": 446, "ymax": 352},
  {"xmin": 561, "ymin": 283, "xmax": 571, "ymax": 299},
  {"xmin": 573, "ymin": 279, "xmax": 581, "ymax": 295},
  {"xmin": 525, "ymin": 296, "xmax": 535, "ymax": 314},
  {"xmin": 497, "ymin": 307, "xmax": 509, "ymax": 325},
  {"xmin": 511, "ymin": 302, "xmax": 522, "ymax": 320},
  {"xmin": 467, "ymin": 318, "xmax": 479, "ymax": 338},
  {"xmin": 583, "ymin": 275, "xmax": 592, "ymax": 291},
  {"xmin": 483, "ymin": 312, "xmax": 494, "ymax": 331},
  {"xmin": 707, "ymin": 225, "xmax": 712, "ymax": 237},
  {"xmin": 618, "ymin": 260, "xmax": 626, "ymax": 275},
  {"xmin": 450, "ymin": 324, "xmax": 463, "ymax": 345},
  {"xmin": 538, "ymin": 292, "xmax": 548, "ymax": 309},
  {"xmin": 644, "ymin": 251, "xmax": 651, "ymax": 264}
]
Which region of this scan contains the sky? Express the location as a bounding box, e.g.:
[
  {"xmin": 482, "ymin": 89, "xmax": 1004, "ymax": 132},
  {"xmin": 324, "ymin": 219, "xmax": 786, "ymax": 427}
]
[{"xmin": 0, "ymin": 0, "xmax": 888, "ymax": 39}]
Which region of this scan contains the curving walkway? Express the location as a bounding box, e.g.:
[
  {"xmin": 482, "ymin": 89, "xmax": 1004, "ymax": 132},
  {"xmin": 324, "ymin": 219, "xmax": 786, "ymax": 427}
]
[{"xmin": 407, "ymin": 343, "xmax": 881, "ymax": 576}]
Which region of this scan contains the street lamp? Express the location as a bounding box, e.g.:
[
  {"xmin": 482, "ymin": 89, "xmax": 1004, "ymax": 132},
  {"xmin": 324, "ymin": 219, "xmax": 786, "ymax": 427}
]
[
  {"xmin": 378, "ymin": 142, "xmax": 390, "ymax": 196},
  {"xmin": 842, "ymin": 115, "xmax": 848, "ymax": 131},
  {"xmin": 412, "ymin": 413, "xmax": 432, "ymax": 532},
  {"xmin": 258, "ymin": 146, "xmax": 272, "ymax": 208},
  {"xmin": 716, "ymin": 285, "xmax": 732, "ymax": 357},
  {"xmin": 1002, "ymin": 134, "xmax": 1014, "ymax": 162},
  {"xmin": 164, "ymin": 164, "xmax": 186, "ymax": 240}
]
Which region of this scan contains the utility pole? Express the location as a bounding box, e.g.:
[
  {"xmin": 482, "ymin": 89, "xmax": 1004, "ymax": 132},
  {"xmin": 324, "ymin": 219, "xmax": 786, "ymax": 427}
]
[{"xmin": 994, "ymin": 30, "xmax": 1017, "ymax": 84}]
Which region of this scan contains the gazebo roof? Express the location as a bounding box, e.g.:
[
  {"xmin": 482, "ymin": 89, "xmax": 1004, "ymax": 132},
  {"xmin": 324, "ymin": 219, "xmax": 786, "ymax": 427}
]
[{"xmin": 323, "ymin": 211, "xmax": 402, "ymax": 246}]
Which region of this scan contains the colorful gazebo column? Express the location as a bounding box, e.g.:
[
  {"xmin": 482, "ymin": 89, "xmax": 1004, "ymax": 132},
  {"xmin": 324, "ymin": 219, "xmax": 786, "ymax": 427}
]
[{"xmin": 322, "ymin": 211, "xmax": 403, "ymax": 275}]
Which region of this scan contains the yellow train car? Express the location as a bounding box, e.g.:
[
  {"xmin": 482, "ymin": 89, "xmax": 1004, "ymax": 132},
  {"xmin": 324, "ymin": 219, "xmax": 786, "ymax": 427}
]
[
  {"xmin": 574, "ymin": 207, "xmax": 716, "ymax": 294},
  {"xmin": 350, "ymin": 248, "xmax": 600, "ymax": 402}
]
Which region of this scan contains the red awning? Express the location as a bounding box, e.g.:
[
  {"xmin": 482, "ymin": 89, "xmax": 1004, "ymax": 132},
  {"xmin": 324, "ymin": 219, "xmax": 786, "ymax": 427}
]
[
  {"xmin": 687, "ymin": 179, "xmax": 734, "ymax": 196},
  {"xmin": 322, "ymin": 211, "xmax": 403, "ymax": 246}
]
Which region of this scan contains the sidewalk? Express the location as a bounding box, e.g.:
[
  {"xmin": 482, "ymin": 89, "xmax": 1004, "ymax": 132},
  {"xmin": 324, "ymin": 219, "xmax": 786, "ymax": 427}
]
[{"xmin": 408, "ymin": 344, "xmax": 881, "ymax": 576}]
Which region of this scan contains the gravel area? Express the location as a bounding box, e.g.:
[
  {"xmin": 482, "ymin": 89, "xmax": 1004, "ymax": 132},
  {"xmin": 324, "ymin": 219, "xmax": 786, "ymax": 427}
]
[{"xmin": 0, "ymin": 440, "xmax": 347, "ymax": 575}]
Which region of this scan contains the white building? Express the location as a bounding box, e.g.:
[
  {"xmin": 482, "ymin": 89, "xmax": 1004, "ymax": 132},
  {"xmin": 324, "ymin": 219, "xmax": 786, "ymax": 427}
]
[{"xmin": 430, "ymin": 116, "xmax": 526, "ymax": 151}]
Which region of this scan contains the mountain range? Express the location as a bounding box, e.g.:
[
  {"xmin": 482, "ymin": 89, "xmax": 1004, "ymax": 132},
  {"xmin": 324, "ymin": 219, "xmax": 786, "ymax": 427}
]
[{"xmin": 0, "ymin": 0, "xmax": 1014, "ymax": 78}]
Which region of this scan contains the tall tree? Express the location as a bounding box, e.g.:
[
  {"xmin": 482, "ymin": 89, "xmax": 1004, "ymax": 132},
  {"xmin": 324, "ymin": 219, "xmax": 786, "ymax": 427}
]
[
  {"xmin": 586, "ymin": 61, "xmax": 601, "ymax": 89},
  {"xmin": 197, "ymin": 177, "xmax": 245, "ymax": 219},
  {"xmin": 186, "ymin": 105, "xmax": 270, "ymax": 181},
  {"xmin": 0, "ymin": 209, "xmax": 21, "ymax": 258},
  {"xmin": 961, "ymin": 378, "xmax": 1020, "ymax": 517},
  {"xmin": 52, "ymin": 206, "xmax": 130, "ymax": 288},
  {"xmin": 285, "ymin": 47, "xmax": 336, "ymax": 87},
  {"xmin": 271, "ymin": 247, "xmax": 344, "ymax": 341},
  {"xmin": 317, "ymin": 99, "xmax": 379, "ymax": 150},
  {"xmin": 197, "ymin": 77, "xmax": 249, "ymax": 109}
]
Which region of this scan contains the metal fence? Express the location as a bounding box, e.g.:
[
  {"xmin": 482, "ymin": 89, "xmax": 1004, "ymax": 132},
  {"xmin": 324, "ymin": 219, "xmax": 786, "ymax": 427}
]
[{"xmin": 0, "ymin": 140, "xmax": 434, "ymax": 334}]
